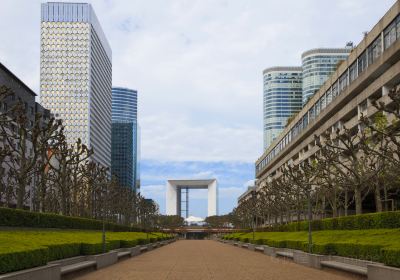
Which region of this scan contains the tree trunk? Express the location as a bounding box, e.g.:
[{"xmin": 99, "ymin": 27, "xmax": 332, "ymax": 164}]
[
  {"xmin": 354, "ymin": 187, "xmax": 362, "ymax": 215},
  {"xmin": 374, "ymin": 185, "xmax": 382, "ymax": 212}
]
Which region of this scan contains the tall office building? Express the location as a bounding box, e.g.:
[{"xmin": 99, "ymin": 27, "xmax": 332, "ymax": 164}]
[
  {"xmin": 263, "ymin": 67, "xmax": 303, "ymax": 150},
  {"xmin": 40, "ymin": 2, "xmax": 112, "ymax": 168},
  {"xmin": 111, "ymin": 87, "xmax": 140, "ymax": 192},
  {"xmin": 302, "ymin": 47, "xmax": 351, "ymax": 105}
]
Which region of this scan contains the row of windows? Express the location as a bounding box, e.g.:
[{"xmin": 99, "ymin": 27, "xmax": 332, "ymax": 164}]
[{"xmin": 257, "ymin": 13, "xmax": 399, "ymax": 174}]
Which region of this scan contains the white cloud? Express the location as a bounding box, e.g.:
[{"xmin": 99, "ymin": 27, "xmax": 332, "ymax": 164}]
[
  {"xmin": 219, "ymin": 186, "xmax": 248, "ymax": 199},
  {"xmin": 140, "ymin": 113, "xmax": 262, "ymax": 162},
  {"xmin": 139, "ymin": 184, "xmax": 165, "ymax": 199}
]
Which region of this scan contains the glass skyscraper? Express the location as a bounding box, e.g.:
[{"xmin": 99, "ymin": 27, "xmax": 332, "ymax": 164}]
[
  {"xmin": 40, "ymin": 2, "xmax": 112, "ymax": 169},
  {"xmin": 263, "ymin": 67, "xmax": 303, "ymax": 150},
  {"xmin": 302, "ymin": 48, "xmax": 351, "ymax": 105},
  {"xmin": 111, "ymin": 87, "xmax": 140, "ymax": 191}
]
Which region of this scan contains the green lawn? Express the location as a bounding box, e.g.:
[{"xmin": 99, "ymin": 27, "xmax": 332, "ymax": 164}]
[
  {"xmin": 224, "ymin": 229, "xmax": 400, "ymax": 267},
  {"xmin": 0, "ymin": 229, "xmax": 171, "ymax": 274}
]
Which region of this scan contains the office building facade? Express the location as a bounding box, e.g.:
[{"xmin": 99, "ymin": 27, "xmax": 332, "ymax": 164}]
[
  {"xmin": 111, "ymin": 87, "xmax": 140, "ymax": 191},
  {"xmin": 263, "ymin": 67, "xmax": 303, "ymax": 150},
  {"xmin": 246, "ymin": 1, "xmax": 400, "ymax": 205},
  {"xmin": 40, "ymin": 2, "xmax": 112, "ymax": 168},
  {"xmin": 302, "ymin": 48, "xmax": 351, "ymax": 105}
]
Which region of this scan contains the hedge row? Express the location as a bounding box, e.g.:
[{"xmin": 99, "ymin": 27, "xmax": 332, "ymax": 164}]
[
  {"xmin": 257, "ymin": 211, "xmax": 400, "ymax": 232},
  {"xmin": 222, "ymin": 235, "xmax": 400, "ymax": 268},
  {"xmin": 0, "ymin": 207, "xmax": 142, "ymax": 232},
  {"xmin": 0, "ymin": 234, "xmax": 173, "ymax": 274}
]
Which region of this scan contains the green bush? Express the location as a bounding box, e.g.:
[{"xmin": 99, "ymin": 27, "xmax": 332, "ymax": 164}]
[
  {"xmin": 0, "ymin": 207, "xmax": 142, "ymax": 232},
  {"xmin": 257, "ymin": 211, "xmax": 400, "ymax": 232},
  {"xmin": 46, "ymin": 243, "xmax": 81, "ymax": 261},
  {"xmin": 120, "ymin": 239, "xmax": 138, "ymax": 248},
  {"xmin": 382, "ymin": 248, "xmax": 400, "ymax": 267},
  {"xmin": 136, "ymin": 238, "xmax": 148, "ymax": 245},
  {"xmin": 223, "ymin": 229, "xmax": 400, "ymax": 267},
  {"xmin": 0, "ymin": 230, "xmax": 170, "ymax": 273},
  {"xmin": 0, "ymin": 247, "xmax": 49, "ymax": 274}
]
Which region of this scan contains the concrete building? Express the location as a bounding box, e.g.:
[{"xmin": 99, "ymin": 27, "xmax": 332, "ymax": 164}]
[
  {"xmin": 302, "ymin": 47, "xmax": 351, "ymax": 105},
  {"xmin": 166, "ymin": 179, "xmax": 218, "ymax": 218},
  {"xmin": 263, "ymin": 67, "xmax": 303, "ymax": 150},
  {"xmin": 0, "ymin": 62, "xmax": 51, "ymax": 208},
  {"xmin": 111, "ymin": 87, "xmax": 140, "ymax": 192},
  {"xmin": 247, "ymin": 1, "xmax": 400, "ymax": 204},
  {"xmin": 40, "ymin": 2, "xmax": 112, "ymax": 169}
]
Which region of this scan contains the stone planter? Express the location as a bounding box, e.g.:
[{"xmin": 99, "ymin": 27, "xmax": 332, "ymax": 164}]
[{"xmin": 87, "ymin": 251, "xmax": 118, "ymax": 269}]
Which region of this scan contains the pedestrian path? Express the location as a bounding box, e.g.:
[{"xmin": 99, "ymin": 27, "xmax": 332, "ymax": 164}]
[{"xmin": 77, "ymin": 240, "xmax": 363, "ymax": 280}]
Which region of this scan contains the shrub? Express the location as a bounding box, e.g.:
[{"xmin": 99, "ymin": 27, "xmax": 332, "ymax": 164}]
[
  {"xmin": 136, "ymin": 238, "xmax": 147, "ymax": 245},
  {"xmin": 257, "ymin": 211, "xmax": 400, "ymax": 232},
  {"xmin": 46, "ymin": 243, "xmax": 81, "ymax": 261},
  {"xmin": 381, "ymin": 248, "xmax": 400, "ymax": 267},
  {"xmin": 0, "ymin": 247, "xmax": 49, "ymax": 274},
  {"xmin": 120, "ymin": 239, "xmax": 138, "ymax": 248},
  {"xmin": 0, "ymin": 207, "xmax": 142, "ymax": 232}
]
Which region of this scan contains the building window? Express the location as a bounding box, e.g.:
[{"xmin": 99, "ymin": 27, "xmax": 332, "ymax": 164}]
[
  {"xmin": 332, "ymin": 82, "xmax": 338, "ymax": 99},
  {"xmin": 309, "ymin": 106, "xmax": 315, "ymax": 121},
  {"xmin": 339, "ymin": 72, "xmax": 348, "ymax": 93},
  {"xmin": 320, "ymin": 94, "xmax": 326, "ymax": 110},
  {"xmin": 358, "ymin": 51, "xmax": 367, "ymax": 74},
  {"xmin": 326, "ymin": 88, "xmax": 332, "ymax": 105},
  {"xmin": 367, "ymin": 36, "xmax": 382, "ymax": 65},
  {"xmin": 315, "ymin": 100, "xmax": 320, "ymax": 116},
  {"xmin": 349, "ymin": 62, "xmax": 358, "ymax": 83},
  {"xmin": 384, "ymin": 19, "xmax": 397, "ymax": 49}
]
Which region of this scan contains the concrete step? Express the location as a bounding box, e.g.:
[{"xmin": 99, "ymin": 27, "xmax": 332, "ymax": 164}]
[
  {"xmin": 320, "ymin": 260, "xmax": 367, "ymax": 276},
  {"xmin": 140, "ymin": 246, "xmax": 148, "ymax": 252},
  {"xmin": 61, "ymin": 260, "xmax": 96, "ymax": 275},
  {"xmin": 276, "ymin": 251, "xmax": 294, "ymax": 259},
  {"xmin": 255, "ymin": 246, "xmax": 264, "ymax": 252},
  {"xmin": 117, "ymin": 251, "xmax": 131, "ymax": 259}
]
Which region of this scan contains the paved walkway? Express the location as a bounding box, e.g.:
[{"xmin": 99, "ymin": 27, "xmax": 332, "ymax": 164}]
[{"xmin": 77, "ymin": 240, "xmax": 364, "ymax": 280}]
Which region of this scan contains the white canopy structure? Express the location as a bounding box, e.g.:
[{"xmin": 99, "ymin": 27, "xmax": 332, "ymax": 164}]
[{"xmin": 185, "ymin": 216, "xmax": 204, "ymax": 223}]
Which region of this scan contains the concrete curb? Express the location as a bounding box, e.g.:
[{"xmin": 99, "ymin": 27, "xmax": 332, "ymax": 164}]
[{"xmin": 0, "ymin": 264, "xmax": 61, "ymax": 280}]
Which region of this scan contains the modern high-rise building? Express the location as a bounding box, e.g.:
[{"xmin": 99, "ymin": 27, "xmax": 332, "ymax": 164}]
[
  {"xmin": 111, "ymin": 87, "xmax": 140, "ymax": 192},
  {"xmin": 263, "ymin": 67, "xmax": 303, "ymax": 150},
  {"xmin": 302, "ymin": 47, "xmax": 351, "ymax": 105},
  {"xmin": 40, "ymin": 2, "xmax": 112, "ymax": 169}
]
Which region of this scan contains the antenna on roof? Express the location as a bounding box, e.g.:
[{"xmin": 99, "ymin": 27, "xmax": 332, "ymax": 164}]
[{"xmin": 346, "ymin": 41, "xmax": 354, "ymax": 49}]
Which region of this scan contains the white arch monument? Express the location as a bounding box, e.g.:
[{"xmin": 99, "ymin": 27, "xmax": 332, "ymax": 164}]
[{"xmin": 166, "ymin": 179, "xmax": 218, "ymax": 217}]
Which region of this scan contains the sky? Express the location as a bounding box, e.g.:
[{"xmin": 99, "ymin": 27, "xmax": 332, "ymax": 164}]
[{"xmin": 0, "ymin": 0, "xmax": 396, "ymax": 217}]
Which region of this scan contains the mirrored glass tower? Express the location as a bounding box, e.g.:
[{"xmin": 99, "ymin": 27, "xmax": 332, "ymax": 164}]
[
  {"xmin": 111, "ymin": 87, "xmax": 140, "ymax": 192},
  {"xmin": 263, "ymin": 67, "xmax": 303, "ymax": 150},
  {"xmin": 40, "ymin": 2, "xmax": 112, "ymax": 168},
  {"xmin": 302, "ymin": 48, "xmax": 351, "ymax": 105}
]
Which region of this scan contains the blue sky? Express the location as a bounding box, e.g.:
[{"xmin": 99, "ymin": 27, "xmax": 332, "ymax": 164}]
[{"xmin": 0, "ymin": 0, "xmax": 396, "ymax": 217}]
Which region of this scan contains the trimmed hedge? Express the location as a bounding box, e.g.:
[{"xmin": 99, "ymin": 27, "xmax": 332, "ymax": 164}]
[
  {"xmin": 0, "ymin": 207, "xmax": 142, "ymax": 232},
  {"xmin": 223, "ymin": 229, "xmax": 400, "ymax": 267},
  {"xmin": 257, "ymin": 211, "xmax": 400, "ymax": 232},
  {"xmin": 0, "ymin": 230, "xmax": 173, "ymax": 274}
]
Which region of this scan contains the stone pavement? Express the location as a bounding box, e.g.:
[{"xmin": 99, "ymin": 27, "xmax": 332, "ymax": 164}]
[{"xmin": 76, "ymin": 240, "xmax": 364, "ymax": 280}]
